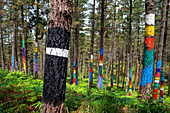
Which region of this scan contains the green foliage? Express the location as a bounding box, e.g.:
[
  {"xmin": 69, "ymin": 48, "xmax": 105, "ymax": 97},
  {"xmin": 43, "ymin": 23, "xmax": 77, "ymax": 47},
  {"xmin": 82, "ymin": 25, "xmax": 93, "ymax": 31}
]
[{"xmin": 0, "ymin": 70, "xmax": 169, "ymax": 112}]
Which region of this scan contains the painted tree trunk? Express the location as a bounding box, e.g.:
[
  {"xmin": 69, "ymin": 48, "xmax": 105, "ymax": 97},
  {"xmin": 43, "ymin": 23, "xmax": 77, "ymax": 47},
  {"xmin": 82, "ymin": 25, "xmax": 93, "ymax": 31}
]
[
  {"xmin": 128, "ymin": 0, "xmax": 132, "ymax": 96},
  {"xmin": 97, "ymin": 0, "xmax": 104, "ymax": 88},
  {"xmin": 140, "ymin": 0, "xmax": 155, "ymax": 99},
  {"xmin": 153, "ymin": 0, "xmax": 168, "ymax": 100},
  {"xmin": 21, "ymin": 4, "xmax": 27, "ymax": 74},
  {"xmin": 35, "ymin": 0, "xmax": 39, "ymax": 78},
  {"xmin": 11, "ymin": 3, "xmax": 17, "ymax": 72},
  {"xmin": 159, "ymin": 0, "xmax": 169, "ymax": 102},
  {"xmin": 41, "ymin": 0, "xmax": 73, "ymax": 112},
  {"xmin": 89, "ymin": 0, "xmax": 95, "ymax": 88}
]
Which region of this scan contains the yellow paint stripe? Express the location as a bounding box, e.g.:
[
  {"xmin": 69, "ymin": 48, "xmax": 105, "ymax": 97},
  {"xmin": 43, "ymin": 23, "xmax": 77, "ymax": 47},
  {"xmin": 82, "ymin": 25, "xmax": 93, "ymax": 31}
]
[{"xmin": 145, "ymin": 25, "xmax": 154, "ymax": 37}]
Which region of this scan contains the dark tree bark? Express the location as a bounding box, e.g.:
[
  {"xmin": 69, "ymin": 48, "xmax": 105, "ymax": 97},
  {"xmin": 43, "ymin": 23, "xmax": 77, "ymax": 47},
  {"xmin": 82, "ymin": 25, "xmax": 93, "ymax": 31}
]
[
  {"xmin": 41, "ymin": 0, "xmax": 73, "ymax": 112},
  {"xmin": 0, "ymin": 27, "xmax": 5, "ymax": 70},
  {"xmin": 89, "ymin": 0, "xmax": 95, "ymax": 88},
  {"xmin": 140, "ymin": 0, "xmax": 155, "ymax": 99}
]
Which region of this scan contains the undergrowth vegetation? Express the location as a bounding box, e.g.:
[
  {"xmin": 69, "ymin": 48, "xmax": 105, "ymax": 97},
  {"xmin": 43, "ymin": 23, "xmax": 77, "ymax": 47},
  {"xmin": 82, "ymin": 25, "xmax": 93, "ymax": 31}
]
[{"xmin": 0, "ymin": 69, "xmax": 170, "ymax": 112}]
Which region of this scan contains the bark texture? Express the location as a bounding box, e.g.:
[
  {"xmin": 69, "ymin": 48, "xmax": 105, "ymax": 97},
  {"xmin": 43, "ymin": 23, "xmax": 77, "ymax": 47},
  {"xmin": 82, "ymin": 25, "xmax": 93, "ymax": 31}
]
[{"xmin": 41, "ymin": 0, "xmax": 73, "ymax": 112}]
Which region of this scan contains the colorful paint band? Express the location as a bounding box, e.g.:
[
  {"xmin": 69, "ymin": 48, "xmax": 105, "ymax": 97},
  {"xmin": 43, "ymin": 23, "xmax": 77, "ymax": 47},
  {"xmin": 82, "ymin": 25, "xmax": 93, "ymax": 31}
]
[
  {"xmin": 159, "ymin": 71, "xmax": 165, "ymax": 103},
  {"xmin": 46, "ymin": 47, "xmax": 69, "ymax": 58},
  {"xmin": 89, "ymin": 54, "xmax": 93, "ymax": 87},
  {"xmin": 98, "ymin": 48, "xmax": 103, "ymax": 88},
  {"xmin": 12, "ymin": 55, "xmax": 14, "ymax": 69},
  {"xmin": 145, "ymin": 13, "xmax": 155, "ymax": 26},
  {"xmin": 129, "ymin": 68, "xmax": 132, "ymax": 96},
  {"xmin": 111, "ymin": 76, "xmax": 113, "ymax": 90},
  {"xmin": 73, "ymin": 61, "xmax": 76, "ymax": 84},
  {"xmin": 35, "ymin": 42, "xmax": 38, "ymax": 72},
  {"xmin": 140, "ymin": 13, "xmax": 155, "ymax": 87},
  {"xmin": 153, "ymin": 60, "xmax": 162, "ymax": 99}
]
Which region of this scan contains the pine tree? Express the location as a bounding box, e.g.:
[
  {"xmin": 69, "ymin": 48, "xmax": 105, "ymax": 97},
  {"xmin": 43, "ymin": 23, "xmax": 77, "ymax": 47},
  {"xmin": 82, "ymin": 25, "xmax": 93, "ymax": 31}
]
[
  {"xmin": 140, "ymin": 0, "xmax": 155, "ymax": 99},
  {"xmin": 41, "ymin": 0, "xmax": 73, "ymax": 112}
]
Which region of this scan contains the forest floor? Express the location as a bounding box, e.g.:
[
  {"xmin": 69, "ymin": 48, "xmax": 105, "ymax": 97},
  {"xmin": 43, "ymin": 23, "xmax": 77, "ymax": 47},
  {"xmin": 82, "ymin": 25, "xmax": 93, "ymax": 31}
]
[{"xmin": 0, "ymin": 68, "xmax": 170, "ymax": 113}]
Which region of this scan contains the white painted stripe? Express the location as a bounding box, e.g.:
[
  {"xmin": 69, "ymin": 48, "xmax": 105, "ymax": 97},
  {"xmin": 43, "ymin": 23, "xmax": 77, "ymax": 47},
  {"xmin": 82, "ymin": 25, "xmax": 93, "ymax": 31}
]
[
  {"xmin": 146, "ymin": 14, "xmax": 155, "ymax": 25},
  {"xmin": 35, "ymin": 42, "xmax": 38, "ymax": 47},
  {"xmin": 46, "ymin": 47, "xmax": 69, "ymax": 58},
  {"xmin": 160, "ymin": 88, "xmax": 164, "ymax": 90},
  {"xmin": 91, "ymin": 54, "xmax": 93, "ymax": 59},
  {"xmin": 99, "ymin": 63, "xmax": 103, "ymax": 66},
  {"xmin": 154, "ymin": 80, "xmax": 159, "ymax": 83}
]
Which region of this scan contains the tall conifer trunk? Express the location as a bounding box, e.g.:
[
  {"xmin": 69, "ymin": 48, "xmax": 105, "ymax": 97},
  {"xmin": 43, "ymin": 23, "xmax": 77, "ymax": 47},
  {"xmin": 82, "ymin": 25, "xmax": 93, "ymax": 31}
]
[
  {"xmin": 140, "ymin": 0, "xmax": 155, "ymax": 99},
  {"xmin": 41, "ymin": 0, "xmax": 73, "ymax": 112},
  {"xmin": 98, "ymin": 0, "xmax": 104, "ymax": 88},
  {"xmin": 21, "ymin": 4, "xmax": 27, "ymax": 74},
  {"xmin": 128, "ymin": 0, "xmax": 132, "ymax": 96},
  {"xmin": 0, "ymin": 27, "xmax": 5, "ymax": 70},
  {"xmin": 157, "ymin": 0, "xmax": 169, "ymax": 102},
  {"xmin": 89, "ymin": 0, "xmax": 95, "ymax": 87}
]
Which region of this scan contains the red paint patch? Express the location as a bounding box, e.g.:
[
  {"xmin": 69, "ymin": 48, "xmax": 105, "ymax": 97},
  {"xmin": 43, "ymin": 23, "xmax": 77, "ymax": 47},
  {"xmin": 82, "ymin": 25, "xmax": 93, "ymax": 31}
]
[
  {"xmin": 145, "ymin": 37, "xmax": 154, "ymax": 51},
  {"xmin": 153, "ymin": 89, "xmax": 158, "ymax": 93}
]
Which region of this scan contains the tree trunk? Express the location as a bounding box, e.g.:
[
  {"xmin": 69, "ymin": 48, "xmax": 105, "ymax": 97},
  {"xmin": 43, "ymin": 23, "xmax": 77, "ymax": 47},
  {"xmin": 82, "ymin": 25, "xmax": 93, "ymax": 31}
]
[
  {"xmin": 117, "ymin": 36, "xmax": 121, "ymax": 91},
  {"xmin": 89, "ymin": 0, "xmax": 95, "ymax": 87},
  {"xmin": 133, "ymin": 18, "xmax": 140, "ymax": 93},
  {"xmin": 168, "ymin": 65, "xmax": 170, "ymax": 97},
  {"xmin": 81, "ymin": 58, "xmax": 83, "ymax": 83},
  {"xmin": 21, "ymin": 4, "xmax": 27, "ymax": 74},
  {"xmin": 110, "ymin": 1, "xmax": 116, "ymax": 90},
  {"xmin": 140, "ymin": 0, "xmax": 155, "ymax": 99},
  {"xmin": 70, "ymin": 36, "xmax": 74, "ymax": 84},
  {"xmin": 105, "ymin": 58, "xmax": 111, "ymax": 91},
  {"xmin": 125, "ymin": 53, "xmax": 129, "ymax": 92},
  {"xmin": 98, "ymin": 0, "xmax": 104, "ymax": 88},
  {"xmin": 41, "ymin": 0, "xmax": 73, "ymax": 112},
  {"xmin": 0, "ymin": 27, "xmax": 5, "ymax": 70},
  {"xmin": 11, "ymin": 2, "xmax": 17, "ymax": 72},
  {"xmin": 74, "ymin": 0, "xmax": 79, "ymax": 85},
  {"xmin": 35, "ymin": 0, "xmax": 39, "ymax": 78},
  {"xmin": 159, "ymin": 0, "xmax": 169, "ymax": 102},
  {"xmin": 128, "ymin": 0, "xmax": 132, "ymax": 96},
  {"xmin": 122, "ymin": 45, "xmax": 126, "ymax": 88},
  {"xmin": 138, "ymin": 36, "xmax": 143, "ymax": 94}
]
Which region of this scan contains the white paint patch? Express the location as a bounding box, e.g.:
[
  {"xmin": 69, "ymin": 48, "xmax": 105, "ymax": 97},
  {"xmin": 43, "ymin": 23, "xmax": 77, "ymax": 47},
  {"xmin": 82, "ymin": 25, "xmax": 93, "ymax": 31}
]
[
  {"xmin": 160, "ymin": 88, "xmax": 164, "ymax": 90},
  {"xmin": 46, "ymin": 47, "xmax": 69, "ymax": 58},
  {"xmin": 91, "ymin": 54, "xmax": 93, "ymax": 59},
  {"xmin": 35, "ymin": 42, "xmax": 38, "ymax": 47},
  {"xmin": 154, "ymin": 80, "xmax": 159, "ymax": 83},
  {"xmin": 146, "ymin": 13, "xmax": 155, "ymax": 25},
  {"xmin": 99, "ymin": 63, "xmax": 103, "ymax": 66}
]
